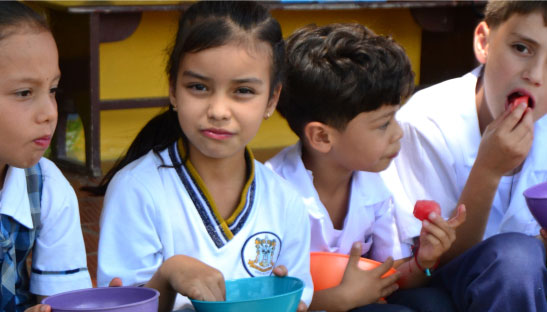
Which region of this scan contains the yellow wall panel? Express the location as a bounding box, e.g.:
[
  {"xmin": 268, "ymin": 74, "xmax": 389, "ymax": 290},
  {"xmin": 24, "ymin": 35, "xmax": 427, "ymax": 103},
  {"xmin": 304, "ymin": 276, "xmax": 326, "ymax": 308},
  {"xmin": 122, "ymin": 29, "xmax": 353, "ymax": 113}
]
[
  {"xmin": 99, "ymin": 11, "xmax": 177, "ymax": 100},
  {"xmin": 101, "ymin": 107, "xmax": 166, "ymax": 160}
]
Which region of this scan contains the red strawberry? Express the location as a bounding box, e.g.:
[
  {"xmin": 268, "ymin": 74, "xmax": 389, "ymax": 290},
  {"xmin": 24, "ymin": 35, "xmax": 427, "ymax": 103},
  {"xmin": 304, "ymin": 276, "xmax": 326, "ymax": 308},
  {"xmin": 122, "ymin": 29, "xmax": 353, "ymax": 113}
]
[
  {"xmin": 509, "ymin": 95, "xmax": 529, "ymax": 112},
  {"xmin": 413, "ymin": 200, "xmax": 441, "ymax": 221}
]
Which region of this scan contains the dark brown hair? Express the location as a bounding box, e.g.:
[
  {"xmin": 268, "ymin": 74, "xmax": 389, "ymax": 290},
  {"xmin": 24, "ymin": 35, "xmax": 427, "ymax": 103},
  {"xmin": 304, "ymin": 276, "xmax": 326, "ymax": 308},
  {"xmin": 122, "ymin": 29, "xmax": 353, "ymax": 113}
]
[
  {"xmin": 278, "ymin": 23, "xmax": 414, "ymax": 138},
  {"xmin": 485, "ymin": 0, "xmax": 547, "ymax": 28},
  {"xmin": 0, "ymin": 1, "xmax": 49, "ymax": 41}
]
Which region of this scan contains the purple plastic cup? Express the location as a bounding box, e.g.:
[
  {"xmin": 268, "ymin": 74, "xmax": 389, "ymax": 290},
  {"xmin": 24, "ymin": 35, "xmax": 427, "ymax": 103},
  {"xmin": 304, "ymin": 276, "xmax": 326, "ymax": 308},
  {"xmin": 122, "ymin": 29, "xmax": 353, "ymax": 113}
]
[
  {"xmin": 42, "ymin": 286, "xmax": 159, "ymax": 312},
  {"xmin": 524, "ymin": 181, "xmax": 547, "ymax": 228}
]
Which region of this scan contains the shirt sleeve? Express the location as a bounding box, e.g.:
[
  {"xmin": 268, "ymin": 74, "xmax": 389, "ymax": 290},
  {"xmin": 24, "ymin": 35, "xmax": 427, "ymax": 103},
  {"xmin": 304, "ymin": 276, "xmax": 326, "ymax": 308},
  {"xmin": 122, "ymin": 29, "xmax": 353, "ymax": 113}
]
[
  {"xmin": 97, "ymin": 170, "xmax": 163, "ymax": 287},
  {"xmin": 275, "ymin": 193, "xmax": 314, "ymax": 307},
  {"xmin": 30, "ymin": 161, "xmax": 92, "ymax": 295},
  {"xmin": 368, "ymin": 198, "xmax": 412, "ymax": 261},
  {"xmin": 382, "ymin": 118, "xmax": 460, "ymax": 244}
]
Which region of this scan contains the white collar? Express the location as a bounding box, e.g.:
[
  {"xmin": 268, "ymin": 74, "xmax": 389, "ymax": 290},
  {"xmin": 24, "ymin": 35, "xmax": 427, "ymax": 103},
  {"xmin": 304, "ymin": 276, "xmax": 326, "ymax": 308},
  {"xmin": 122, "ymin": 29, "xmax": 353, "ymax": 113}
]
[
  {"xmin": 0, "ymin": 166, "xmax": 34, "ymax": 229},
  {"xmin": 276, "ymin": 142, "xmax": 390, "ymax": 210}
]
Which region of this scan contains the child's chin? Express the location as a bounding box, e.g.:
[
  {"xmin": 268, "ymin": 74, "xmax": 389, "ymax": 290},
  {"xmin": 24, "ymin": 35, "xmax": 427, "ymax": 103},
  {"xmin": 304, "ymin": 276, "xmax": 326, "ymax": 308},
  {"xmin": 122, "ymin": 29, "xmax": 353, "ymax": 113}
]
[
  {"xmin": 367, "ymin": 162, "xmax": 390, "ymax": 173},
  {"xmin": 18, "ymin": 155, "xmax": 42, "ymax": 169}
]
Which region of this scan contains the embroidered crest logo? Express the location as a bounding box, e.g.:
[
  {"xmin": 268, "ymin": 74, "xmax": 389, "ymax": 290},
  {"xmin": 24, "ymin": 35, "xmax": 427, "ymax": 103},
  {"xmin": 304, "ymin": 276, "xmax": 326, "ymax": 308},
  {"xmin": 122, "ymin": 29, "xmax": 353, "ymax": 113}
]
[
  {"xmin": 248, "ymin": 237, "xmax": 276, "ymax": 272},
  {"xmin": 241, "ymin": 232, "xmax": 282, "ymax": 276}
]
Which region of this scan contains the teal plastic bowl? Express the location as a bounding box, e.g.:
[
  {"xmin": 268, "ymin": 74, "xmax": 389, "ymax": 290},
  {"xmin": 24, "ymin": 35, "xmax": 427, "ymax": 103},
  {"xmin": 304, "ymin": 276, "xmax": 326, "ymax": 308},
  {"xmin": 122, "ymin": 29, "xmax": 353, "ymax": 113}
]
[{"xmin": 190, "ymin": 276, "xmax": 304, "ymax": 312}]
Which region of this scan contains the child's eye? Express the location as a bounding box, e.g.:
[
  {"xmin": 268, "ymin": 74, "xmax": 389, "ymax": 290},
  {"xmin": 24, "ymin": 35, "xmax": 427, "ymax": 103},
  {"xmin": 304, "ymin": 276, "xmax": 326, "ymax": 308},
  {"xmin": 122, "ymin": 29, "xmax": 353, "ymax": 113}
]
[
  {"xmin": 187, "ymin": 83, "xmax": 208, "ymax": 92},
  {"xmin": 379, "ymin": 121, "xmax": 390, "ymax": 130},
  {"xmin": 236, "ymin": 87, "xmax": 255, "ymax": 95},
  {"xmin": 50, "ymin": 87, "xmax": 58, "ymax": 95},
  {"xmin": 15, "ymin": 89, "xmax": 32, "ymax": 98},
  {"xmin": 513, "ymin": 43, "xmax": 530, "ymax": 54}
]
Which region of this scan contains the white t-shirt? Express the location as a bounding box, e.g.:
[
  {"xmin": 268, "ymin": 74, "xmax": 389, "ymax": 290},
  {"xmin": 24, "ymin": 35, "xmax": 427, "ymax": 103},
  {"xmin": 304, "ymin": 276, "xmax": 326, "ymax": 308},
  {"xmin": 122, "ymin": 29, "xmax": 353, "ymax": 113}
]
[
  {"xmin": 0, "ymin": 158, "xmax": 92, "ymax": 295},
  {"xmin": 381, "ymin": 67, "xmax": 547, "ymax": 243},
  {"xmin": 266, "ymin": 142, "xmax": 411, "ymax": 261},
  {"xmin": 98, "ymin": 143, "xmax": 313, "ymax": 310}
]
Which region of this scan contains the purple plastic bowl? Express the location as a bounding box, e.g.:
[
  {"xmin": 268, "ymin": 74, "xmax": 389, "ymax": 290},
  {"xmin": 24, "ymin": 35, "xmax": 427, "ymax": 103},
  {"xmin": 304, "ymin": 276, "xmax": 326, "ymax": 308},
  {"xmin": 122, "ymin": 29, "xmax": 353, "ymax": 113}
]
[
  {"xmin": 524, "ymin": 181, "xmax": 547, "ymax": 228},
  {"xmin": 42, "ymin": 286, "xmax": 159, "ymax": 312}
]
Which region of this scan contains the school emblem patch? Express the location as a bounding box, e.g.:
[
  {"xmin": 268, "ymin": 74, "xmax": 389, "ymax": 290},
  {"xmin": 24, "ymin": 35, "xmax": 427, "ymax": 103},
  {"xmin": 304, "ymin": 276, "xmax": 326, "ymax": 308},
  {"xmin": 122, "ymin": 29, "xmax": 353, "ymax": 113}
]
[{"xmin": 241, "ymin": 232, "xmax": 282, "ymax": 276}]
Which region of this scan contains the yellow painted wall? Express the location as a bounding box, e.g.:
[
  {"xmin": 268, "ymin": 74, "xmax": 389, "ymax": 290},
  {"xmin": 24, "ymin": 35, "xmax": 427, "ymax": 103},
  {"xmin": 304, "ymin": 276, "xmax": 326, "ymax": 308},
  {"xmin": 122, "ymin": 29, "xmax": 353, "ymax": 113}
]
[{"xmin": 83, "ymin": 8, "xmax": 421, "ymax": 161}]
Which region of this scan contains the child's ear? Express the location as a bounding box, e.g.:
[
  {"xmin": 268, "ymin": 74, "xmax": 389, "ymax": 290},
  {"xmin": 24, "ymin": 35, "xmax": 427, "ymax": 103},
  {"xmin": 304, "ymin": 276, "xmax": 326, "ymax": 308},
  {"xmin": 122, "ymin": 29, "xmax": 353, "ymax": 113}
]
[
  {"xmin": 265, "ymin": 84, "xmax": 282, "ymax": 118},
  {"xmin": 474, "ymin": 21, "xmax": 490, "ymax": 64},
  {"xmin": 169, "ymin": 84, "xmax": 178, "ymax": 111},
  {"xmin": 304, "ymin": 122, "xmax": 333, "ymax": 153}
]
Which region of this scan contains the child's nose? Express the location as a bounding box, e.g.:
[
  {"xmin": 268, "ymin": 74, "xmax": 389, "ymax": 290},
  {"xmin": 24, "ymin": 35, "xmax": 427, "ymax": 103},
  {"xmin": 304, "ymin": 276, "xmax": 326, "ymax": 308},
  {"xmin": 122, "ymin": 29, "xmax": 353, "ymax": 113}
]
[
  {"xmin": 37, "ymin": 92, "xmax": 58, "ymax": 125},
  {"xmin": 392, "ymin": 120, "xmax": 403, "ymax": 142},
  {"xmin": 207, "ymin": 94, "xmax": 231, "ymax": 121},
  {"xmin": 523, "ymin": 57, "xmax": 545, "ymax": 87}
]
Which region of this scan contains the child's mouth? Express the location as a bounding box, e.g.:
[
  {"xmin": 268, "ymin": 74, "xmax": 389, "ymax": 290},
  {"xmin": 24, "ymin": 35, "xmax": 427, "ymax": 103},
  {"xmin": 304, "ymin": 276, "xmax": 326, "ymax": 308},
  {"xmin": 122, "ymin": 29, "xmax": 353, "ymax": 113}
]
[{"xmin": 507, "ymin": 91, "xmax": 535, "ymax": 111}]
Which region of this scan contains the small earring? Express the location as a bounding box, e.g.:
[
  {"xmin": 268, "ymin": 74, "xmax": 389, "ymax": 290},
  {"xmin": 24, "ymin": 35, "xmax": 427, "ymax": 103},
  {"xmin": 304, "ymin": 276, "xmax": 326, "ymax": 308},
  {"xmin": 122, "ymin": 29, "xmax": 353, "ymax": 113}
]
[
  {"xmin": 172, "ymin": 105, "xmax": 177, "ymax": 112},
  {"xmin": 264, "ymin": 112, "xmax": 272, "ymax": 120}
]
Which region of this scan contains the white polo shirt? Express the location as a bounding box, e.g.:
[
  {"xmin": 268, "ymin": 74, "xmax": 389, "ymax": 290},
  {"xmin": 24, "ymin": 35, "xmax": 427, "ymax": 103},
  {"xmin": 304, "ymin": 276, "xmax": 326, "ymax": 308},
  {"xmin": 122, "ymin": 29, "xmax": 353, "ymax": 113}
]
[
  {"xmin": 381, "ymin": 67, "xmax": 547, "ymax": 243},
  {"xmin": 98, "ymin": 143, "xmax": 313, "ymax": 310},
  {"xmin": 266, "ymin": 142, "xmax": 411, "ymax": 262},
  {"xmin": 0, "ymin": 158, "xmax": 92, "ymax": 295}
]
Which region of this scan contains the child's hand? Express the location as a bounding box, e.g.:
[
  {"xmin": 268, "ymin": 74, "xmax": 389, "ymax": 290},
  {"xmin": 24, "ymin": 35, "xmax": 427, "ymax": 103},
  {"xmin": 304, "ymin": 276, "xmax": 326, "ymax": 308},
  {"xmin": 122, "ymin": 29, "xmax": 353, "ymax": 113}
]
[
  {"xmin": 338, "ymin": 242, "xmax": 401, "ymax": 307},
  {"xmin": 108, "ymin": 277, "xmax": 123, "ymax": 287},
  {"xmin": 476, "ymin": 101, "xmax": 533, "ymax": 178},
  {"xmin": 417, "ymin": 204, "xmax": 466, "ymax": 268},
  {"xmin": 24, "ymin": 305, "xmax": 50, "ymax": 312},
  {"xmin": 272, "ymin": 264, "xmax": 288, "ymax": 277},
  {"xmin": 536, "ymin": 229, "xmax": 547, "ymax": 251},
  {"xmin": 271, "ymin": 265, "xmax": 307, "ymax": 311},
  {"xmin": 160, "ymin": 255, "xmax": 226, "ymax": 302},
  {"xmin": 540, "ymin": 228, "xmax": 547, "ymax": 241}
]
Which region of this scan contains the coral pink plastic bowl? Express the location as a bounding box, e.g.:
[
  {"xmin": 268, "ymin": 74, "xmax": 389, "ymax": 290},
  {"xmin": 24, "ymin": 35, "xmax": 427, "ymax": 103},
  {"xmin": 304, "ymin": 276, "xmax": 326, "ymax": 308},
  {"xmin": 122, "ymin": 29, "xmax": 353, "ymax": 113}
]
[
  {"xmin": 310, "ymin": 252, "xmax": 397, "ymax": 291},
  {"xmin": 524, "ymin": 181, "xmax": 547, "ymax": 228},
  {"xmin": 41, "ymin": 286, "xmax": 159, "ymax": 312}
]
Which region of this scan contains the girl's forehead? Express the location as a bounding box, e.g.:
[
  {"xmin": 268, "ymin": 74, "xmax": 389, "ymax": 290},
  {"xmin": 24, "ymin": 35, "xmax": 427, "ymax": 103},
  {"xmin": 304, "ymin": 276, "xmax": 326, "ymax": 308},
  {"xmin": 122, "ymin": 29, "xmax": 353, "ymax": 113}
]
[
  {"xmin": 0, "ymin": 22, "xmax": 46, "ymax": 41},
  {"xmin": 179, "ymin": 41, "xmax": 273, "ymax": 74},
  {"xmin": 183, "ymin": 36, "xmax": 273, "ymax": 63},
  {"xmin": 232, "ymin": 33, "xmax": 273, "ymax": 56}
]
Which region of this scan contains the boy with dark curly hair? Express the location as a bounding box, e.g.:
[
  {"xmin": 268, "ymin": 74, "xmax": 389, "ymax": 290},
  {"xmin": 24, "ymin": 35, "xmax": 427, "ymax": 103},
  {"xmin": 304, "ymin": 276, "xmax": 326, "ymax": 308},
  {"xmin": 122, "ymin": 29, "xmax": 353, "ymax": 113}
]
[{"xmin": 267, "ymin": 23, "xmax": 465, "ymax": 312}]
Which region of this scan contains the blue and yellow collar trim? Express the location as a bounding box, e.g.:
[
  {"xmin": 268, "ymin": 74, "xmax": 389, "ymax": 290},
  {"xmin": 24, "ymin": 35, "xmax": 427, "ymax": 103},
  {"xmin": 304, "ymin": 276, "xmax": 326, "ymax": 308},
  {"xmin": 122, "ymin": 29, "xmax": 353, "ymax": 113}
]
[{"xmin": 168, "ymin": 139, "xmax": 256, "ymax": 248}]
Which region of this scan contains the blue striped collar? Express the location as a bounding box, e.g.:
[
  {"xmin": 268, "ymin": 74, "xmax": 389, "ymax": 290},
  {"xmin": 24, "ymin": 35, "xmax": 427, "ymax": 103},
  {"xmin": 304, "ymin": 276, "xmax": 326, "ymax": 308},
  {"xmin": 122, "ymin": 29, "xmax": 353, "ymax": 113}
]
[{"xmin": 168, "ymin": 139, "xmax": 256, "ymax": 248}]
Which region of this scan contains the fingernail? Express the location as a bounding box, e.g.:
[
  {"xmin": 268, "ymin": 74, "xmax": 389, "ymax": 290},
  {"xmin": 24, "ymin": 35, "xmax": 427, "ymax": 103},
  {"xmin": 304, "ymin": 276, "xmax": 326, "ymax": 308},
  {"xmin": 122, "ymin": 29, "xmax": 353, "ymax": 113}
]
[
  {"xmin": 423, "ymin": 220, "xmax": 430, "ymax": 226},
  {"xmin": 429, "ymin": 212, "xmax": 437, "ymax": 219},
  {"xmin": 40, "ymin": 306, "xmax": 48, "ymax": 312}
]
